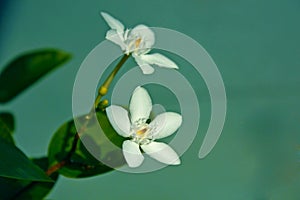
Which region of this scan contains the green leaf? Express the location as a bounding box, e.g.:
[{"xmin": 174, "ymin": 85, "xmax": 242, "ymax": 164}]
[
  {"xmin": 0, "ymin": 176, "xmax": 23, "ymax": 199},
  {"xmin": 0, "ymin": 112, "xmax": 15, "ymax": 144},
  {"xmin": 0, "ymin": 112, "xmax": 14, "ymax": 132},
  {"xmin": 0, "ymin": 49, "xmax": 71, "ymax": 103},
  {"xmin": 48, "ymin": 111, "xmax": 126, "ymax": 178},
  {"xmin": 97, "ymin": 110, "xmax": 125, "ymax": 148},
  {"xmin": 0, "ymin": 157, "xmax": 59, "ymax": 200},
  {"xmin": 0, "ymin": 138, "xmax": 52, "ymax": 182}
]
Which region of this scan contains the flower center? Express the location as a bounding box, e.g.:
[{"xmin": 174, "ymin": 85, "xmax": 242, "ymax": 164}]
[
  {"xmin": 133, "ymin": 124, "xmax": 149, "ymax": 137},
  {"xmin": 128, "ymin": 37, "xmax": 142, "ymax": 52},
  {"xmin": 135, "ymin": 38, "xmax": 142, "ymax": 48},
  {"xmin": 136, "ymin": 127, "xmax": 148, "ymax": 135},
  {"xmin": 131, "ymin": 119, "xmax": 153, "ymax": 145}
]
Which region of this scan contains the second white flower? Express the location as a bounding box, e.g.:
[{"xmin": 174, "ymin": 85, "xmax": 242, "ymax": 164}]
[{"xmin": 106, "ymin": 86, "xmax": 182, "ymax": 168}]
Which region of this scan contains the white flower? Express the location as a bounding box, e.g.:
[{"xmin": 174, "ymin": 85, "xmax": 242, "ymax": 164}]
[
  {"xmin": 106, "ymin": 86, "xmax": 182, "ymax": 168},
  {"xmin": 101, "ymin": 12, "xmax": 179, "ymax": 74}
]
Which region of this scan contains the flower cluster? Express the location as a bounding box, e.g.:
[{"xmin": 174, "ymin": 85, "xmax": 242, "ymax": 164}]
[{"xmin": 102, "ymin": 12, "xmax": 182, "ymax": 168}]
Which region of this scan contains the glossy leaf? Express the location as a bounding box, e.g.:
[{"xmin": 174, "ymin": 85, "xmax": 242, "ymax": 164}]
[
  {"xmin": 97, "ymin": 109, "xmax": 126, "ymax": 148},
  {"xmin": 0, "ymin": 177, "xmax": 23, "ymax": 199},
  {"xmin": 0, "ymin": 157, "xmax": 58, "ymax": 200},
  {"xmin": 0, "ymin": 49, "xmax": 71, "ymax": 103},
  {"xmin": 0, "ymin": 112, "xmax": 15, "ymax": 144},
  {"xmin": 48, "ymin": 111, "xmax": 126, "ymax": 178},
  {"xmin": 0, "ymin": 112, "xmax": 14, "ymax": 132},
  {"xmin": 0, "ymin": 138, "xmax": 52, "ymax": 182}
]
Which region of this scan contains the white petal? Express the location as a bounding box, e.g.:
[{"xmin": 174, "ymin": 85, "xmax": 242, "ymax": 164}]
[
  {"xmin": 124, "ymin": 29, "xmax": 130, "ymax": 40},
  {"xmin": 101, "ymin": 12, "xmax": 124, "ymax": 34},
  {"xmin": 123, "ymin": 140, "xmax": 144, "ymax": 168},
  {"xmin": 106, "ymin": 105, "xmax": 131, "ymax": 137},
  {"xmin": 139, "ymin": 53, "xmax": 179, "ymax": 69},
  {"xmin": 130, "ymin": 24, "xmax": 155, "ymax": 49},
  {"xmin": 133, "ymin": 54, "xmax": 154, "ymax": 74},
  {"xmin": 129, "ymin": 86, "xmax": 152, "ymax": 123},
  {"xmin": 106, "ymin": 30, "xmax": 126, "ymax": 50},
  {"xmin": 141, "ymin": 142, "xmax": 180, "ymax": 165},
  {"xmin": 150, "ymin": 112, "xmax": 182, "ymax": 139},
  {"xmin": 139, "ymin": 64, "xmax": 155, "ymax": 74}
]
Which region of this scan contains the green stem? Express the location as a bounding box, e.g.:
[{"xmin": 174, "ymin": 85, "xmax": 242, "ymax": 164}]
[
  {"xmin": 94, "ymin": 54, "xmax": 130, "ymax": 109},
  {"xmin": 12, "ymin": 53, "xmax": 131, "ymax": 200},
  {"xmin": 46, "ymin": 53, "xmax": 130, "ymax": 176}
]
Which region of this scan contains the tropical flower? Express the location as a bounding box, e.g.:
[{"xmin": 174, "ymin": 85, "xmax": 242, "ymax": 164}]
[
  {"xmin": 101, "ymin": 12, "xmax": 179, "ymax": 74},
  {"xmin": 106, "ymin": 86, "xmax": 182, "ymax": 168}
]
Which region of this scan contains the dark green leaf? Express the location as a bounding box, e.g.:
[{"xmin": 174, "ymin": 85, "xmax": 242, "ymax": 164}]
[
  {"xmin": 0, "ymin": 112, "xmax": 15, "ymax": 144},
  {"xmin": 48, "ymin": 111, "xmax": 126, "ymax": 178},
  {"xmin": 97, "ymin": 110, "xmax": 125, "ymax": 148},
  {"xmin": 0, "ymin": 138, "xmax": 52, "ymax": 182},
  {"xmin": 0, "ymin": 112, "xmax": 14, "ymax": 132},
  {"xmin": 0, "ymin": 176, "xmax": 23, "ymax": 199},
  {"xmin": 0, "ymin": 157, "xmax": 58, "ymax": 200},
  {"xmin": 0, "ymin": 49, "xmax": 71, "ymax": 103}
]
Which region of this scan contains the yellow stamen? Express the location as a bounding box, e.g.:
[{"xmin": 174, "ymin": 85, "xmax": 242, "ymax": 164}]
[
  {"xmin": 135, "ymin": 38, "xmax": 142, "ymax": 48},
  {"xmin": 136, "ymin": 128, "xmax": 147, "ymax": 135}
]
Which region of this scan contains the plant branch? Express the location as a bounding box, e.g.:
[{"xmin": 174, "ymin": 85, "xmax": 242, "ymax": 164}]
[
  {"xmin": 12, "ymin": 53, "xmax": 131, "ymax": 199},
  {"xmin": 46, "ymin": 54, "xmax": 130, "ymax": 176},
  {"xmin": 94, "ymin": 54, "xmax": 130, "ymax": 108}
]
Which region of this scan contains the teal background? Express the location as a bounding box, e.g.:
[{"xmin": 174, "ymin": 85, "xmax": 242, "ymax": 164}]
[{"xmin": 1, "ymin": 0, "xmax": 300, "ymax": 199}]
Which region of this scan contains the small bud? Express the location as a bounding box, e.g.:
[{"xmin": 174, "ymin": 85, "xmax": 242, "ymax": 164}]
[
  {"xmin": 99, "ymin": 86, "xmax": 108, "ymax": 96},
  {"xmin": 98, "ymin": 99, "xmax": 109, "ymax": 111},
  {"xmin": 101, "ymin": 99, "xmax": 109, "ymax": 107}
]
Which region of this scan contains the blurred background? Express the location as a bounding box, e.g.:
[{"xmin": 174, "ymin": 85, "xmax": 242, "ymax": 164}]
[{"xmin": 0, "ymin": 0, "xmax": 300, "ymax": 199}]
